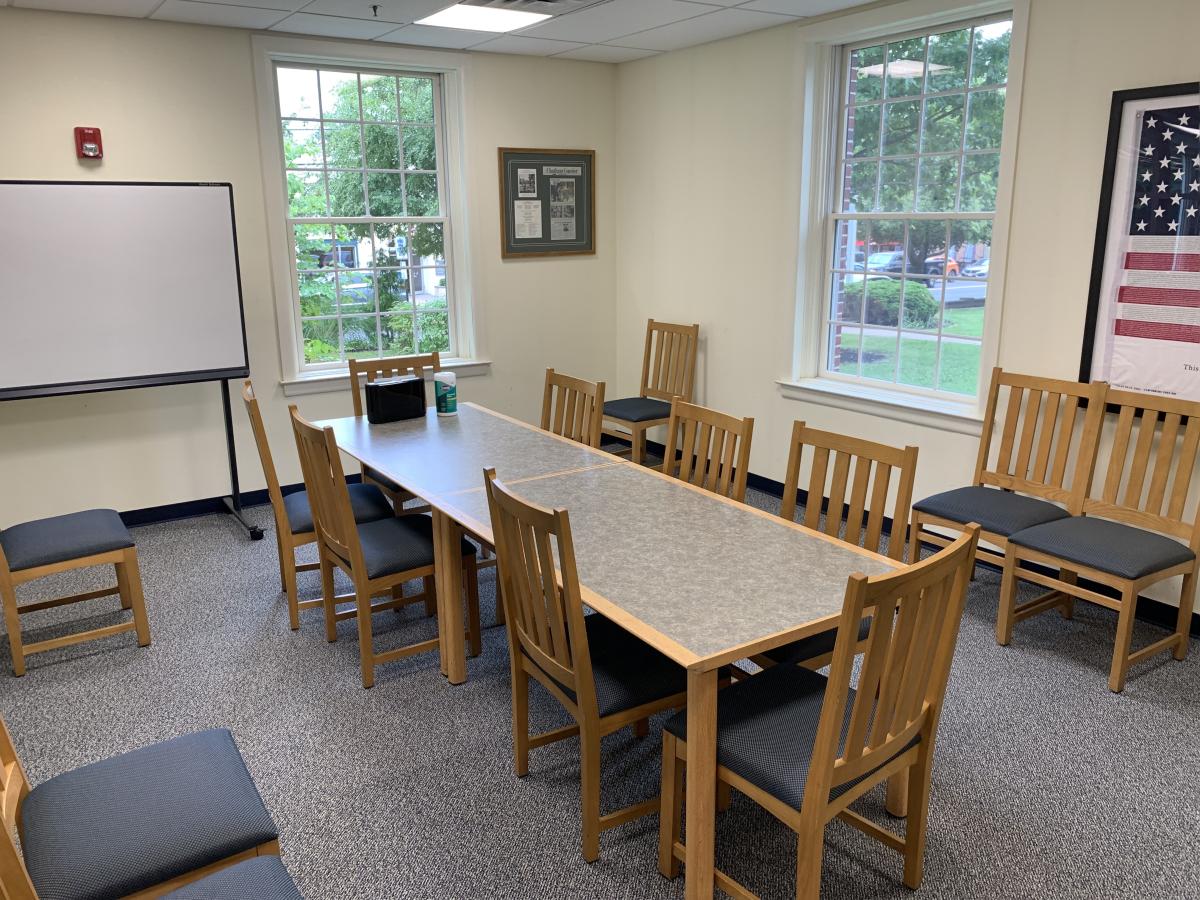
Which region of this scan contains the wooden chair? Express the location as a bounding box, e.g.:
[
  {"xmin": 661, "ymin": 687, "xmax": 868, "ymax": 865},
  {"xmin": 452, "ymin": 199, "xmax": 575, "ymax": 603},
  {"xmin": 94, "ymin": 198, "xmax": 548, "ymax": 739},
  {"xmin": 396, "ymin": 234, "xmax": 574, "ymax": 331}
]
[
  {"xmin": 602, "ymin": 319, "xmax": 699, "ymax": 465},
  {"xmin": 658, "ymin": 526, "xmax": 980, "ymax": 899},
  {"xmin": 1, "ymin": 717, "xmax": 291, "ymax": 899},
  {"xmin": 910, "ymin": 368, "xmax": 1107, "ymax": 568},
  {"xmin": 349, "ymin": 352, "xmax": 441, "ymax": 510},
  {"xmin": 0, "ymin": 510, "xmax": 150, "ymax": 676},
  {"xmin": 999, "ymin": 389, "xmax": 1200, "ymax": 692},
  {"xmin": 290, "ymin": 406, "xmax": 481, "ymax": 688},
  {"xmin": 241, "ymin": 380, "xmax": 394, "ymax": 630},
  {"xmin": 755, "ymin": 421, "xmax": 919, "ymax": 670},
  {"xmin": 541, "ymin": 368, "xmax": 606, "ymax": 447},
  {"xmin": 484, "ymin": 468, "xmax": 688, "ymax": 862},
  {"xmin": 661, "ymin": 398, "xmax": 754, "ymax": 502}
]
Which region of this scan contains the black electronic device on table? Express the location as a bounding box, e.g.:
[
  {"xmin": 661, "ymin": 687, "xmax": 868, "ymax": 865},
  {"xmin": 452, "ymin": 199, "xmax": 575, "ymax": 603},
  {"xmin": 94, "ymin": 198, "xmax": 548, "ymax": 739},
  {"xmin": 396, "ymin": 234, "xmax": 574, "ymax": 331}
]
[{"xmin": 365, "ymin": 376, "xmax": 426, "ymax": 424}]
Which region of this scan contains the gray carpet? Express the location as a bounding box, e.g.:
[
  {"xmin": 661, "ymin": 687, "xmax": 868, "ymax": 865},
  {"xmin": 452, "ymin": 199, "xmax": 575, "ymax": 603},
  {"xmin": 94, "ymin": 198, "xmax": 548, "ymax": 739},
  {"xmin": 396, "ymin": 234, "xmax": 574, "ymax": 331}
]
[{"xmin": 2, "ymin": 483, "xmax": 1199, "ymax": 899}]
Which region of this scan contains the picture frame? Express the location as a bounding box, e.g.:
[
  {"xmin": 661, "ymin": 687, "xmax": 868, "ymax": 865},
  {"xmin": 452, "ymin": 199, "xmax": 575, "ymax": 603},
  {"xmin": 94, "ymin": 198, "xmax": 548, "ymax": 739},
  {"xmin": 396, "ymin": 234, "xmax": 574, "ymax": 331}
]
[
  {"xmin": 497, "ymin": 148, "xmax": 595, "ymax": 259},
  {"xmin": 1079, "ymin": 82, "xmax": 1200, "ymax": 400}
]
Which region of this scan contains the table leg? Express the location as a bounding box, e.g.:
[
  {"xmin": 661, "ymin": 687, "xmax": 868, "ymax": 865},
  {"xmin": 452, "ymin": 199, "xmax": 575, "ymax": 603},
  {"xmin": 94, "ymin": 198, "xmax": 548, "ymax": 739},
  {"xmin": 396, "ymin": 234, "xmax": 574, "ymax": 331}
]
[
  {"xmin": 684, "ymin": 667, "xmax": 717, "ymax": 899},
  {"xmin": 433, "ymin": 509, "xmax": 468, "ymax": 685}
]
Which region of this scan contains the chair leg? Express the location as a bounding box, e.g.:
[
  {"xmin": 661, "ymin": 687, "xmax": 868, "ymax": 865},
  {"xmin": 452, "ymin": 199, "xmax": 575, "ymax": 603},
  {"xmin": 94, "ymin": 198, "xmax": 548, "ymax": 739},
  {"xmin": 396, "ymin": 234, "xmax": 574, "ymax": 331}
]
[
  {"xmin": 282, "ymin": 543, "xmax": 300, "ymax": 631},
  {"xmin": 1, "ymin": 582, "xmax": 26, "ymax": 677},
  {"xmin": 885, "ymin": 769, "xmax": 909, "ymax": 818},
  {"xmin": 580, "ymin": 725, "xmax": 602, "ymax": 863},
  {"xmin": 631, "ymin": 424, "xmax": 645, "ymax": 466},
  {"xmin": 996, "ymin": 548, "xmax": 1019, "ymax": 646},
  {"xmin": 794, "ymin": 817, "xmax": 826, "ymax": 900},
  {"xmin": 658, "ymin": 731, "xmax": 683, "ymax": 878},
  {"xmin": 716, "ymin": 778, "xmax": 732, "ymax": 812},
  {"xmin": 633, "ymin": 716, "xmax": 649, "ymax": 738},
  {"xmin": 465, "ymin": 558, "xmax": 482, "ymax": 659},
  {"xmin": 1109, "ymin": 585, "xmax": 1138, "ymax": 693},
  {"xmin": 321, "ymin": 554, "xmax": 338, "ymax": 643},
  {"xmin": 422, "ymin": 574, "xmax": 436, "ymax": 618},
  {"xmin": 902, "ymin": 746, "xmax": 935, "ymax": 889},
  {"xmin": 512, "ymin": 665, "xmax": 530, "ymax": 777},
  {"xmin": 1059, "ymin": 568, "xmax": 1077, "ymax": 620},
  {"xmin": 908, "ymin": 510, "xmax": 922, "ymax": 565},
  {"xmin": 117, "ymin": 549, "xmax": 151, "ymax": 648},
  {"xmin": 356, "ymin": 586, "xmax": 376, "ymax": 689},
  {"xmin": 1175, "ymin": 569, "xmax": 1196, "ymax": 661}
]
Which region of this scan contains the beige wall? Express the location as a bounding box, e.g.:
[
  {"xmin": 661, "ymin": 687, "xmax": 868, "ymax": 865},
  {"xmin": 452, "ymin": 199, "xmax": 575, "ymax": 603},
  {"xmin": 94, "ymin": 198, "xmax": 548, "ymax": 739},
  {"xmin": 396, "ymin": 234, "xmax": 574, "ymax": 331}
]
[
  {"xmin": 614, "ymin": 0, "xmax": 1200, "ymax": 505},
  {"xmin": 0, "ymin": 8, "xmax": 616, "ymax": 522}
]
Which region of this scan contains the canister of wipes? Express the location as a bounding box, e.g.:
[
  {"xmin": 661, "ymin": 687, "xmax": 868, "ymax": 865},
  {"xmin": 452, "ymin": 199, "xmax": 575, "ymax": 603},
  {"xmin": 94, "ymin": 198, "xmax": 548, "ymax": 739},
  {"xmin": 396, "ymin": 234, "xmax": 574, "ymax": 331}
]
[{"xmin": 434, "ymin": 370, "xmax": 457, "ymax": 417}]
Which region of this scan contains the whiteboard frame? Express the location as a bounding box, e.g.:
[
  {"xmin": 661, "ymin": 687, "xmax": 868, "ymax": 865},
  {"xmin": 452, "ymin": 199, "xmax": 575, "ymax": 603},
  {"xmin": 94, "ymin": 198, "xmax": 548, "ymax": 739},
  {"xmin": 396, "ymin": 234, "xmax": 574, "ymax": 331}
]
[{"xmin": 0, "ymin": 180, "xmax": 250, "ymax": 402}]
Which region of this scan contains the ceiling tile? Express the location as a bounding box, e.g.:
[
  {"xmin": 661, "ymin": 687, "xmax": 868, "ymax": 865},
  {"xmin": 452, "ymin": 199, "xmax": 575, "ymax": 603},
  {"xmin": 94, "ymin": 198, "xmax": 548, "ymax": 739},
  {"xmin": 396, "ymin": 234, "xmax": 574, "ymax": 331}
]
[
  {"xmin": 552, "ymin": 43, "xmax": 660, "ymax": 63},
  {"xmin": 619, "ymin": 7, "xmax": 793, "ymax": 51},
  {"xmin": 518, "ymin": 0, "xmax": 714, "ymax": 44},
  {"xmin": 741, "ymin": 0, "xmax": 875, "ymax": 14},
  {"xmin": 151, "ymin": 0, "xmax": 286, "ymax": 28},
  {"xmin": 12, "ymin": 0, "xmax": 160, "ymax": 14},
  {"xmin": 192, "ymin": 0, "xmax": 307, "ymax": 10},
  {"xmin": 297, "ymin": 0, "xmax": 450, "ymax": 24},
  {"xmin": 374, "ymin": 23, "xmax": 491, "ymax": 49},
  {"xmin": 471, "ymin": 34, "xmax": 586, "ymax": 56},
  {"xmin": 270, "ymin": 11, "xmax": 400, "ymax": 37}
]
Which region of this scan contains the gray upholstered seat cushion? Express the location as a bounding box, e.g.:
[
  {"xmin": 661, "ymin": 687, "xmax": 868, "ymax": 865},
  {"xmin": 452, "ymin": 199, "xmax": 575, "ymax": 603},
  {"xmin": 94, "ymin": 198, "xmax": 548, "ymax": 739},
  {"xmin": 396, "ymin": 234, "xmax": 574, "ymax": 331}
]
[
  {"xmin": 363, "ymin": 465, "xmax": 403, "ymax": 493},
  {"xmin": 762, "ymin": 618, "xmax": 871, "ymax": 666},
  {"xmin": 162, "ymin": 856, "xmax": 302, "ymax": 900},
  {"xmin": 1009, "ymin": 516, "xmax": 1196, "ymax": 580},
  {"xmin": 664, "ymin": 663, "xmax": 917, "ymax": 811},
  {"xmin": 356, "ymin": 515, "xmax": 474, "ymax": 580},
  {"xmin": 20, "ymin": 729, "xmax": 279, "ymax": 900},
  {"xmin": 913, "ymin": 485, "xmax": 1069, "ymax": 536},
  {"xmin": 282, "ymin": 483, "xmax": 393, "ymax": 536},
  {"xmin": 534, "ymin": 613, "xmax": 687, "ymax": 718},
  {"xmin": 0, "ymin": 509, "xmax": 134, "ymax": 573},
  {"xmin": 603, "ymin": 396, "xmax": 672, "ymax": 424}
]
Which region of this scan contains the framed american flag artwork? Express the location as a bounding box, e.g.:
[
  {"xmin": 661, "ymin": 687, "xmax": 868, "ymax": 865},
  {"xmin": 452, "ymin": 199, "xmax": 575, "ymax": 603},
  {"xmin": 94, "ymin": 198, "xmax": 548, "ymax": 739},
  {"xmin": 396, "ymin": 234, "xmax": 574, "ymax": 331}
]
[{"xmin": 1081, "ymin": 82, "xmax": 1200, "ymax": 400}]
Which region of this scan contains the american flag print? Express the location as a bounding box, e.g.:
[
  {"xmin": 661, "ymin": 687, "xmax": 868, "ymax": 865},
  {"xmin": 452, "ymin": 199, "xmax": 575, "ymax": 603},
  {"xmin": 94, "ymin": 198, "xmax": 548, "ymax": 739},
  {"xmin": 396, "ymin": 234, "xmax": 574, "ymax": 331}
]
[{"xmin": 1093, "ymin": 95, "xmax": 1200, "ymax": 401}]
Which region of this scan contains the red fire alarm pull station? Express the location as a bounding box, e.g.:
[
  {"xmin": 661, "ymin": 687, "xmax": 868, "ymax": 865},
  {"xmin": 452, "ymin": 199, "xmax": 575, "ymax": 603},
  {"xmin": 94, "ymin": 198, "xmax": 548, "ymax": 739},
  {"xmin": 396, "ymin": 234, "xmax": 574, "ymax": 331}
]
[{"xmin": 74, "ymin": 127, "xmax": 103, "ymax": 159}]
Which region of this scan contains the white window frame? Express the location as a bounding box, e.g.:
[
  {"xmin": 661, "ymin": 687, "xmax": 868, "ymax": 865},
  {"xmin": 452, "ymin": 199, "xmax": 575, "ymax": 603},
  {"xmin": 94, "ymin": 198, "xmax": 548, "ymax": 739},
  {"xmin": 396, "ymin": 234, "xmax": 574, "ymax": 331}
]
[
  {"xmin": 251, "ymin": 35, "xmax": 485, "ymax": 396},
  {"xmin": 780, "ymin": 0, "xmax": 1030, "ymax": 434}
]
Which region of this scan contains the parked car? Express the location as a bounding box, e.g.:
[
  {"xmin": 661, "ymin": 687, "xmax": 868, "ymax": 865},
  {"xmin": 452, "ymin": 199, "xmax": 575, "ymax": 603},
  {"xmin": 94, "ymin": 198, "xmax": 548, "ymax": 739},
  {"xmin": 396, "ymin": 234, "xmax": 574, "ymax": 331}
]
[
  {"xmin": 962, "ymin": 258, "xmax": 990, "ymax": 277},
  {"xmin": 866, "ymin": 250, "xmax": 905, "ymax": 274},
  {"xmin": 923, "ymin": 254, "xmax": 960, "ymax": 276}
]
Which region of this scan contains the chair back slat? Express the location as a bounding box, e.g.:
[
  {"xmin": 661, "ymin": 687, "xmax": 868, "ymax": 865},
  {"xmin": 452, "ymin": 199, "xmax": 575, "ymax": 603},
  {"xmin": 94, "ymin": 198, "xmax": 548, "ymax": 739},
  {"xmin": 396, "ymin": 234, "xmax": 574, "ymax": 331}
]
[
  {"xmin": 781, "ymin": 422, "xmax": 918, "ymax": 561},
  {"xmin": 289, "ymin": 407, "xmax": 361, "ymax": 568},
  {"xmin": 0, "ymin": 717, "xmax": 35, "ymax": 900},
  {"xmin": 241, "ymin": 380, "xmax": 288, "ymax": 528},
  {"xmin": 1086, "ymin": 390, "xmax": 1200, "ymax": 546},
  {"xmin": 976, "ymin": 368, "xmax": 1107, "ymax": 509},
  {"xmin": 541, "ymin": 369, "xmax": 606, "ymax": 447},
  {"xmin": 640, "ymin": 320, "xmax": 700, "ymax": 403},
  {"xmin": 802, "ymin": 527, "xmax": 979, "ymax": 805},
  {"xmin": 349, "ymin": 352, "xmax": 441, "ymax": 417},
  {"xmin": 484, "ymin": 470, "xmax": 597, "ymax": 708},
  {"xmin": 662, "ymin": 399, "xmax": 754, "ymax": 502}
]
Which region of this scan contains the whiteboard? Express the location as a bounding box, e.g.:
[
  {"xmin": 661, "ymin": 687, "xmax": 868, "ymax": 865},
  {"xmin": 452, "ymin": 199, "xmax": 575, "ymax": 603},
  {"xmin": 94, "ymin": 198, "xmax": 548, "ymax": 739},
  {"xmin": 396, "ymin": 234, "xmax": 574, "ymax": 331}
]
[{"xmin": 0, "ymin": 181, "xmax": 249, "ymax": 400}]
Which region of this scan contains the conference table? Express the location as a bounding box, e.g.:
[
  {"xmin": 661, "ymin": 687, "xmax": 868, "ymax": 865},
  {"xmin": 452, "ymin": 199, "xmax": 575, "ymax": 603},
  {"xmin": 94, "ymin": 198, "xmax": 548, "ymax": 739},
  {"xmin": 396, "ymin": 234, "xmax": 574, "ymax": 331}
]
[{"xmin": 315, "ymin": 402, "xmax": 898, "ymax": 898}]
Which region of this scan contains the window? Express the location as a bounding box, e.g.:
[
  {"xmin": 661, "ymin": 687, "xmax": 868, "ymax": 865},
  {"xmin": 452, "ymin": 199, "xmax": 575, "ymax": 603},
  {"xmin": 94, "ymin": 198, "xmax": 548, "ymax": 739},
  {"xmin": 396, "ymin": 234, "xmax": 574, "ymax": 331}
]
[
  {"xmin": 275, "ymin": 64, "xmax": 455, "ymax": 368},
  {"xmin": 823, "ymin": 15, "xmax": 1013, "ymax": 400}
]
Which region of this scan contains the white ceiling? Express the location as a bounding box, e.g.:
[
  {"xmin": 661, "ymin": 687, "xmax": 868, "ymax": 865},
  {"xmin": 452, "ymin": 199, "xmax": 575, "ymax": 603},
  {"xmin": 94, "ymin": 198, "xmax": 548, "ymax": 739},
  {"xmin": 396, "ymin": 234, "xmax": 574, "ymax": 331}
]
[{"xmin": 4, "ymin": 0, "xmax": 878, "ymax": 61}]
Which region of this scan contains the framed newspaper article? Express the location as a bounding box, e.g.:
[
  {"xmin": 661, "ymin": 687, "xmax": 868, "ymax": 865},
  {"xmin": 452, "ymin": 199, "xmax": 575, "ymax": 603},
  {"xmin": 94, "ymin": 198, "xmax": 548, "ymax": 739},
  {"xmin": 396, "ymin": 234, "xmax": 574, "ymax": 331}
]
[
  {"xmin": 1080, "ymin": 82, "xmax": 1200, "ymax": 399},
  {"xmin": 498, "ymin": 148, "xmax": 595, "ymax": 259}
]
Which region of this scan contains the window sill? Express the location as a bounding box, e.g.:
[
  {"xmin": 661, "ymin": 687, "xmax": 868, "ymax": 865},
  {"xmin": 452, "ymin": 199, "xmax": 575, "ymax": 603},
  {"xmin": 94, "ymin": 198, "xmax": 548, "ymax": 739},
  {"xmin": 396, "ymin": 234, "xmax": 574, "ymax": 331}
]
[
  {"xmin": 281, "ymin": 358, "xmax": 492, "ymax": 398},
  {"xmin": 777, "ymin": 377, "xmax": 984, "ymax": 436}
]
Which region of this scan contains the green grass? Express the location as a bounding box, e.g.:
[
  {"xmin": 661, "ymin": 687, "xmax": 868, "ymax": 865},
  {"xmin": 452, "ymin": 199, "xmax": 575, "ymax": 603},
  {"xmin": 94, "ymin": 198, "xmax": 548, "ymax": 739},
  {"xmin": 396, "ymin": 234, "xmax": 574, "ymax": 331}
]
[
  {"xmin": 836, "ymin": 333, "xmax": 981, "ymax": 396},
  {"xmin": 941, "ymin": 305, "xmax": 985, "ymax": 338}
]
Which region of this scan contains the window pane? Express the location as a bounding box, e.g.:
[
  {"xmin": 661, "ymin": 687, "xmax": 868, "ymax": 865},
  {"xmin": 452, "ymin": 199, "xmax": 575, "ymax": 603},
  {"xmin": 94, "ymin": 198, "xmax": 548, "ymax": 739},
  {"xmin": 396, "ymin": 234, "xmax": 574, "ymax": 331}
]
[
  {"xmin": 293, "ymin": 224, "xmax": 332, "ymax": 270},
  {"xmin": 865, "ymin": 278, "xmax": 900, "ymax": 327},
  {"xmin": 402, "ymin": 126, "xmax": 437, "ymax": 171},
  {"xmin": 898, "ymin": 334, "xmax": 938, "ymax": 389},
  {"xmin": 298, "ymin": 272, "xmax": 335, "ymax": 316},
  {"xmin": 364, "ymin": 124, "xmax": 400, "ymax": 170},
  {"xmin": 337, "ymin": 270, "xmax": 375, "ymax": 314},
  {"xmin": 412, "ymin": 223, "xmax": 446, "ymax": 265},
  {"xmin": 906, "ymin": 219, "xmax": 951, "ymax": 277},
  {"xmin": 333, "ymin": 224, "xmax": 373, "ymax": 268},
  {"xmin": 416, "ymin": 311, "xmax": 449, "ymax": 352},
  {"xmin": 847, "ymin": 103, "xmax": 881, "ymax": 158},
  {"xmin": 884, "ymin": 37, "xmax": 927, "ymax": 98},
  {"xmin": 938, "ymin": 340, "xmax": 982, "ymax": 394},
  {"xmin": 323, "ymin": 123, "xmax": 362, "ymax": 169},
  {"xmin": 921, "ymin": 94, "xmax": 964, "ymax": 153},
  {"xmin": 399, "ymin": 77, "xmax": 434, "ymax": 122},
  {"xmin": 366, "ymin": 173, "xmax": 405, "ymax": 216},
  {"xmin": 942, "ymin": 278, "xmax": 987, "ymax": 337},
  {"xmin": 845, "ymin": 160, "xmax": 878, "ymax": 211},
  {"xmin": 373, "ymin": 224, "xmax": 408, "ymax": 265},
  {"xmin": 319, "ymin": 70, "xmax": 359, "ymax": 119},
  {"xmin": 849, "ymin": 45, "xmax": 884, "ymax": 103},
  {"xmin": 277, "ymin": 67, "xmax": 318, "ymax": 119},
  {"xmin": 828, "ymin": 325, "xmax": 862, "ymax": 375},
  {"xmin": 882, "ymin": 100, "xmax": 920, "ymax": 155},
  {"xmin": 966, "ymin": 89, "xmax": 1006, "ymax": 150},
  {"xmin": 971, "ymin": 21, "xmax": 1012, "ymax": 86},
  {"xmin": 342, "ymin": 315, "xmax": 380, "ymax": 356},
  {"xmin": 832, "ymin": 273, "xmax": 865, "ymax": 324},
  {"xmin": 327, "ymin": 171, "xmax": 366, "ymax": 217},
  {"xmin": 879, "ymin": 159, "xmax": 916, "ymax": 211},
  {"xmin": 859, "ymin": 329, "xmax": 898, "ymax": 382},
  {"xmin": 413, "ymin": 268, "xmax": 447, "ymax": 308},
  {"xmin": 360, "ymin": 74, "xmax": 398, "ymax": 122},
  {"xmin": 377, "ymin": 268, "xmax": 411, "ymax": 312},
  {"xmin": 406, "ymin": 174, "xmax": 440, "ymax": 216},
  {"xmin": 383, "ymin": 313, "xmax": 415, "ymax": 354},
  {"xmin": 302, "ymin": 318, "xmax": 340, "ymax": 363},
  {"xmin": 926, "ymin": 28, "xmax": 969, "ymax": 92},
  {"xmin": 283, "ymin": 120, "xmax": 323, "ymax": 168},
  {"xmin": 287, "ymin": 171, "xmax": 327, "ymax": 218},
  {"xmin": 833, "ymin": 219, "xmax": 871, "ymax": 271},
  {"xmin": 916, "ymin": 156, "xmax": 959, "ymax": 211},
  {"xmin": 960, "ymin": 152, "xmax": 1000, "ymax": 211}
]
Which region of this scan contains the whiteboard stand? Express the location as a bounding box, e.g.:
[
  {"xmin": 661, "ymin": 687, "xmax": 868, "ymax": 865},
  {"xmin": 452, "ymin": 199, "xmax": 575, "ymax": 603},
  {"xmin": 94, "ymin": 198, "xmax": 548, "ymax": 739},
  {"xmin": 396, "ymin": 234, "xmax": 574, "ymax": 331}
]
[{"xmin": 220, "ymin": 379, "xmax": 264, "ymax": 541}]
